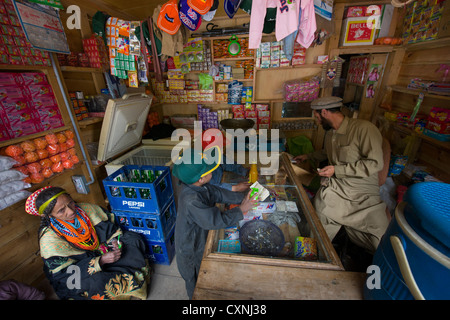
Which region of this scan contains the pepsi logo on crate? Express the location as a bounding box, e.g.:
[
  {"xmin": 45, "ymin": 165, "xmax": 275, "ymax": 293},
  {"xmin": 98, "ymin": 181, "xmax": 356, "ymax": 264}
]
[
  {"xmin": 103, "ymin": 165, "xmax": 174, "ymax": 214},
  {"xmin": 113, "ymin": 199, "xmax": 177, "ymax": 242}
]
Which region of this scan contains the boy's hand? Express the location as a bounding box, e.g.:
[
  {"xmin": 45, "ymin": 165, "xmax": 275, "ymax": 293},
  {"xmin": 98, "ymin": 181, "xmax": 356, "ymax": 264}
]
[
  {"xmin": 232, "ymin": 182, "xmax": 251, "ymax": 192},
  {"xmin": 239, "ymin": 190, "xmax": 258, "ymax": 213}
]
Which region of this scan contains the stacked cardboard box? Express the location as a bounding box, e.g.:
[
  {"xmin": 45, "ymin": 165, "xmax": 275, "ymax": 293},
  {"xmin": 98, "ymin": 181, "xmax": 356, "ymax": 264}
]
[
  {"xmin": 0, "ymin": 72, "xmax": 63, "ymax": 140},
  {"xmin": 0, "ymin": 0, "xmax": 51, "ymax": 66}
]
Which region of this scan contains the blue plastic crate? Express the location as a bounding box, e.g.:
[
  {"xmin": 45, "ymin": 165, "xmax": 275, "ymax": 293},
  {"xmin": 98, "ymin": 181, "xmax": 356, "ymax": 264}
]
[
  {"xmin": 144, "ymin": 225, "xmax": 175, "ymax": 265},
  {"xmin": 113, "ymin": 199, "xmax": 177, "ymax": 242},
  {"xmin": 103, "ymin": 165, "xmax": 173, "ymax": 214}
]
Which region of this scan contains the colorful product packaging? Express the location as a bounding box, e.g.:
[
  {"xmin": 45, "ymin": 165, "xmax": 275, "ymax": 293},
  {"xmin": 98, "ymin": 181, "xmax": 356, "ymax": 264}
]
[
  {"xmin": 294, "ymin": 236, "xmax": 317, "ymax": 260},
  {"xmin": 426, "ymin": 107, "xmax": 450, "ymax": 134},
  {"xmin": 340, "ymin": 16, "xmax": 377, "ymax": 46}
]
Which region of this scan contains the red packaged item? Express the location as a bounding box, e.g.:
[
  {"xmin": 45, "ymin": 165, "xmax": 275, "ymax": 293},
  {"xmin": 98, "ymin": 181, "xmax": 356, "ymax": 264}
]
[
  {"xmin": 4, "ymin": 144, "xmax": 23, "ymax": 157},
  {"xmin": 0, "ymin": 86, "xmax": 30, "ymax": 101},
  {"xmin": 51, "ymin": 161, "xmax": 64, "ymax": 173},
  {"xmin": 45, "ymin": 133, "xmax": 58, "ymax": 145},
  {"xmin": 20, "ymin": 140, "xmax": 36, "ymax": 152},
  {"xmin": 39, "ymin": 158, "xmax": 52, "ymax": 169},
  {"xmin": 66, "ymin": 138, "xmax": 75, "ymax": 148},
  {"xmin": 62, "ymin": 159, "xmax": 74, "ymax": 169},
  {"xmin": 27, "ymin": 84, "xmax": 54, "ymax": 98},
  {"xmin": 20, "ymin": 72, "xmax": 48, "ymax": 85},
  {"xmin": 24, "ymin": 151, "xmax": 39, "ymax": 163},
  {"xmin": 233, "ymin": 111, "xmax": 245, "ymax": 119},
  {"xmin": 2, "ymin": 109, "xmax": 41, "ymax": 138},
  {"xmin": 35, "ymin": 106, "xmax": 64, "ymax": 130},
  {"xmin": 41, "ymin": 167, "xmax": 53, "ymax": 178},
  {"xmin": 36, "ymin": 148, "xmax": 48, "ymax": 160},
  {"xmin": 0, "ymin": 119, "xmax": 10, "ymax": 142},
  {"xmin": 0, "ymin": 72, "xmax": 23, "ymax": 86},
  {"xmin": 50, "ymin": 154, "xmax": 61, "ymax": 163},
  {"xmin": 33, "ymin": 137, "xmax": 48, "ymax": 150},
  {"xmin": 346, "ymin": 6, "xmax": 366, "ymax": 17},
  {"xmin": 26, "ymin": 162, "xmax": 41, "ymax": 174},
  {"xmin": 30, "ymin": 172, "xmax": 44, "ymax": 184},
  {"xmin": 46, "ymin": 143, "xmax": 60, "ymax": 155},
  {"xmin": 0, "ymin": 98, "xmax": 32, "ymax": 112},
  {"xmin": 70, "ymin": 155, "xmax": 79, "ymax": 164}
]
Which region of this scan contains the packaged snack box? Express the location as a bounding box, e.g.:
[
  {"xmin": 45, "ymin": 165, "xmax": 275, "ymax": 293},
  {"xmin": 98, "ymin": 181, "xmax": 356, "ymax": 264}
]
[{"xmin": 294, "ymin": 236, "xmax": 317, "ymax": 260}]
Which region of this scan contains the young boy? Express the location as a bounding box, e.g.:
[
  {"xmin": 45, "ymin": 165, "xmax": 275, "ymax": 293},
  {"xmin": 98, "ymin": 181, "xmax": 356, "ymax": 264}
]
[{"xmin": 172, "ymin": 147, "xmax": 257, "ymax": 299}]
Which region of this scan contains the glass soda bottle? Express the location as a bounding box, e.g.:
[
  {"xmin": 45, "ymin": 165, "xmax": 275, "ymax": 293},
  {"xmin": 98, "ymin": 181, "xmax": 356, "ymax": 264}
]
[{"xmin": 139, "ymin": 168, "xmax": 152, "ymax": 199}]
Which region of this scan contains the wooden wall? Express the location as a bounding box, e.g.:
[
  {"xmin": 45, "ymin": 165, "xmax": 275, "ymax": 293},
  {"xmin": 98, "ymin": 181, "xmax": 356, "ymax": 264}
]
[
  {"xmin": 383, "ymin": 40, "xmax": 450, "ymax": 183},
  {"xmin": 0, "ymin": 62, "xmax": 107, "ymax": 287}
]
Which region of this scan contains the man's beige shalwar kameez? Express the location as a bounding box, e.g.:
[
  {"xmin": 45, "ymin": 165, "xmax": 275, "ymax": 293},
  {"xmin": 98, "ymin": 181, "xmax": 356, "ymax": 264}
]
[{"xmin": 309, "ymin": 116, "xmax": 389, "ymax": 253}]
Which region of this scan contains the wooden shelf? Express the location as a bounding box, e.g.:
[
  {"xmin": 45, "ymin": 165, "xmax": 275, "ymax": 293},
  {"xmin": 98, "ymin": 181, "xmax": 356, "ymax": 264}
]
[
  {"xmin": 0, "ymin": 125, "xmax": 71, "ymax": 149},
  {"xmin": 0, "ymin": 64, "xmax": 52, "ymax": 72},
  {"xmin": 391, "ymin": 122, "xmax": 450, "ymax": 151},
  {"xmin": 60, "ymin": 66, "xmax": 104, "ymax": 73},
  {"xmin": 403, "ymin": 36, "xmax": 450, "ymax": 51},
  {"xmin": 214, "ymin": 78, "xmax": 253, "ymax": 82},
  {"xmin": 77, "ymin": 117, "xmax": 104, "ymax": 128},
  {"xmin": 214, "ymin": 57, "xmax": 254, "ymax": 62},
  {"xmin": 337, "ymin": 45, "xmax": 395, "ymax": 54},
  {"xmin": 255, "ymin": 64, "xmax": 323, "ymax": 71},
  {"xmin": 389, "ymin": 85, "xmax": 450, "ymax": 101}
]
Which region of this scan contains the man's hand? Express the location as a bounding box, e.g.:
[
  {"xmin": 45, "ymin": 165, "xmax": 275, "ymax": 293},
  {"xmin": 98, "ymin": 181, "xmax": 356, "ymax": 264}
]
[
  {"xmin": 293, "ymin": 154, "xmax": 308, "ymax": 164},
  {"xmin": 232, "ymin": 182, "xmax": 251, "ymax": 192},
  {"xmin": 317, "ymin": 165, "xmax": 335, "ymax": 178},
  {"xmin": 239, "ymin": 190, "xmax": 258, "ymax": 213}
]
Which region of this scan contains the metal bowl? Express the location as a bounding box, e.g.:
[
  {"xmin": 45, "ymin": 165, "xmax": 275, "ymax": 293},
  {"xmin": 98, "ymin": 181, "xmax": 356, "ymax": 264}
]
[
  {"xmin": 220, "ymin": 118, "xmax": 255, "ymax": 131},
  {"xmin": 239, "ymin": 220, "xmax": 285, "ymax": 256}
]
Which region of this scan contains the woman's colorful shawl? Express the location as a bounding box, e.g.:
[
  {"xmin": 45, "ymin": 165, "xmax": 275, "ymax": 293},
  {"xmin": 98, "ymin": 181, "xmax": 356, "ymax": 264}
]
[{"xmin": 39, "ymin": 203, "xmax": 150, "ymax": 300}]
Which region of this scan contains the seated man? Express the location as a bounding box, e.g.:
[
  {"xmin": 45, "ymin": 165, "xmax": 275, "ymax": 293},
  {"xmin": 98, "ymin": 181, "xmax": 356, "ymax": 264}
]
[
  {"xmin": 25, "ymin": 186, "xmax": 150, "ymax": 300},
  {"xmin": 294, "ymin": 97, "xmax": 389, "ymax": 254}
]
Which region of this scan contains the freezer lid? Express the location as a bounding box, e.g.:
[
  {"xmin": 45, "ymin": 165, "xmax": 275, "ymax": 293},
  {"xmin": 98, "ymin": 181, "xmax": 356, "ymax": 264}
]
[{"xmin": 97, "ymin": 93, "xmax": 153, "ymax": 162}]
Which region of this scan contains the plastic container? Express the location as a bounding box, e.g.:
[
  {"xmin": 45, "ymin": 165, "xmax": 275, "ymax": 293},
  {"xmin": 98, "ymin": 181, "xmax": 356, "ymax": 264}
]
[
  {"xmin": 144, "ymin": 225, "xmax": 176, "ymax": 265},
  {"xmin": 103, "ymin": 165, "xmax": 173, "ymax": 214},
  {"xmin": 249, "ymin": 163, "xmax": 258, "ymax": 183},
  {"xmin": 113, "ymin": 199, "xmax": 177, "ymax": 242},
  {"xmin": 364, "ymin": 182, "xmax": 450, "ymax": 300}
]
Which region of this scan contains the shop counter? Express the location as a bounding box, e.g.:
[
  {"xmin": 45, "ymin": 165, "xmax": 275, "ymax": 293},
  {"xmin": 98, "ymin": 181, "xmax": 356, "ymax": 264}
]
[{"xmin": 193, "ymin": 153, "xmax": 366, "ymax": 299}]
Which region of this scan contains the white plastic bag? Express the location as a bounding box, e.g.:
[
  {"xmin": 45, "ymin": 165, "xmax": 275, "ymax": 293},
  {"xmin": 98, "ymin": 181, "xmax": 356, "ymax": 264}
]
[
  {"xmin": 0, "ymin": 180, "xmax": 32, "ymax": 198},
  {"xmin": 0, "ymin": 156, "xmax": 18, "ymax": 172},
  {"xmin": 0, "ymin": 170, "xmax": 27, "ymax": 185},
  {"xmin": 0, "ymin": 190, "xmax": 31, "ymax": 211}
]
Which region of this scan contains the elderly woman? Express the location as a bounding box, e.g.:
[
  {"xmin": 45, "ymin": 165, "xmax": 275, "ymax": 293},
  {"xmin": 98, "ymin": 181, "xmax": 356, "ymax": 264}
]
[{"xmin": 25, "ymin": 186, "xmax": 150, "ymax": 300}]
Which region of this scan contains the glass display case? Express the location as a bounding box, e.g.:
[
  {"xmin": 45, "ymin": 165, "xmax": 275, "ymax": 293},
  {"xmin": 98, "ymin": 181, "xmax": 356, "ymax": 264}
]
[{"xmin": 203, "ymin": 152, "xmax": 343, "ymax": 271}]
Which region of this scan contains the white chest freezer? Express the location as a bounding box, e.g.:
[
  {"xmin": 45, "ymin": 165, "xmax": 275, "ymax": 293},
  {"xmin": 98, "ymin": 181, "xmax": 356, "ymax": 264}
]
[
  {"xmin": 97, "ymin": 93, "xmax": 187, "ymax": 176},
  {"xmin": 97, "ymin": 93, "xmax": 186, "ymax": 207}
]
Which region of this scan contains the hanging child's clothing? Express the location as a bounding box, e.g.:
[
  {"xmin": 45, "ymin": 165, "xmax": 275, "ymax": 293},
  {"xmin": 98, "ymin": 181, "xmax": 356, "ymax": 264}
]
[
  {"xmin": 249, "ymin": 0, "xmax": 317, "ymax": 50},
  {"xmin": 296, "ymin": 0, "xmax": 316, "ymax": 49},
  {"xmin": 249, "ymin": 0, "xmax": 300, "ymax": 49}
]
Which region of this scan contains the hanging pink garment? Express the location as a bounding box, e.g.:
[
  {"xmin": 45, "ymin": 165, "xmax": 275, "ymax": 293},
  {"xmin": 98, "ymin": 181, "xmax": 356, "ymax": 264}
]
[
  {"xmin": 296, "ymin": 0, "xmax": 317, "ymax": 48},
  {"xmin": 249, "ymin": 0, "xmax": 300, "ymax": 49}
]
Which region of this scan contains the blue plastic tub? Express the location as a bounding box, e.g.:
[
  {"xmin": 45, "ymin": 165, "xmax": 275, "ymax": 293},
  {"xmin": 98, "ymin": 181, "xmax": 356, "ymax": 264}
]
[
  {"xmin": 364, "ymin": 182, "xmax": 450, "ymax": 300},
  {"xmin": 103, "ymin": 165, "xmax": 173, "ymax": 214}
]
